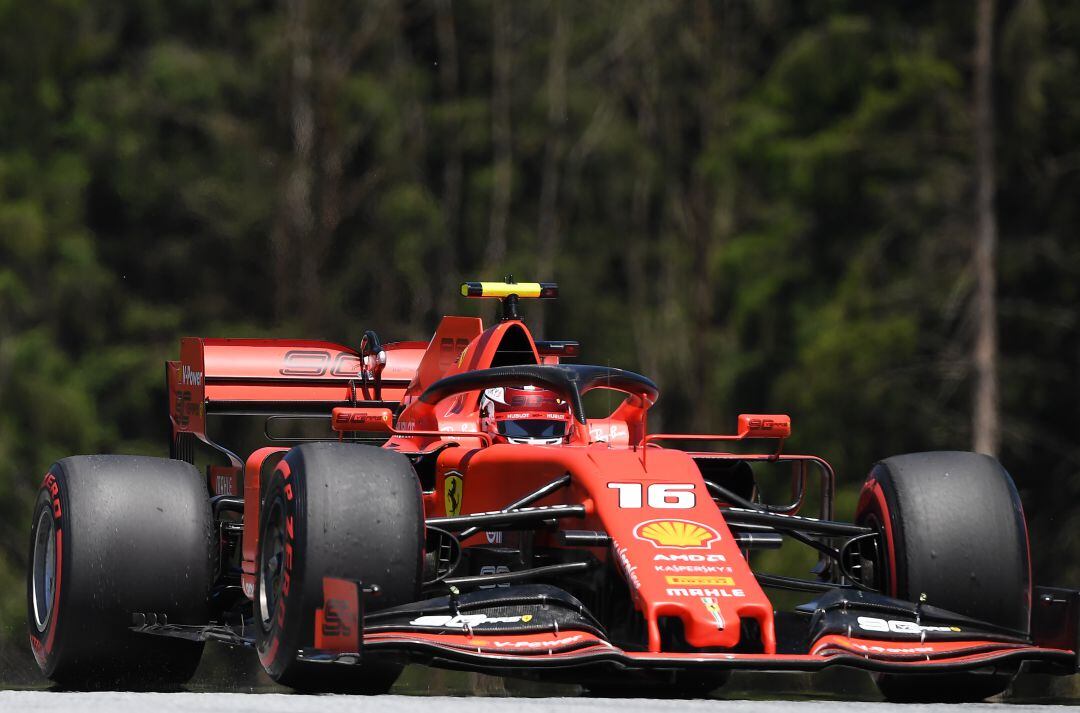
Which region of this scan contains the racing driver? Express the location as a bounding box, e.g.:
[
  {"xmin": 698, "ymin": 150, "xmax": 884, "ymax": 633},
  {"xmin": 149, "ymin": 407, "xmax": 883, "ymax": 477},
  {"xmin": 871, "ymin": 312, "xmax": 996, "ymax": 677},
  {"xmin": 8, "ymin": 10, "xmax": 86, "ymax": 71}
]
[{"xmin": 479, "ymin": 385, "xmax": 572, "ymax": 445}]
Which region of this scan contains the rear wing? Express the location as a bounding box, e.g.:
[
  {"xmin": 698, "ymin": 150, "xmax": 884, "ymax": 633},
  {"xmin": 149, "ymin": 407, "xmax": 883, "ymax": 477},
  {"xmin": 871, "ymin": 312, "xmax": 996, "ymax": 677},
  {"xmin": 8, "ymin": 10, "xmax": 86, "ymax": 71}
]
[{"xmin": 167, "ymin": 337, "xmax": 426, "ymax": 440}]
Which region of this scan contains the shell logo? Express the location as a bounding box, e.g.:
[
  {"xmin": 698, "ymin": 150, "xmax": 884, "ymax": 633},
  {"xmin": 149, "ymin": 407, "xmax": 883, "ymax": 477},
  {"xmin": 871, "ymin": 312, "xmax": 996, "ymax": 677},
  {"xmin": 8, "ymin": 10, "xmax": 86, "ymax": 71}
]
[{"xmin": 634, "ymin": 519, "xmax": 720, "ymax": 549}]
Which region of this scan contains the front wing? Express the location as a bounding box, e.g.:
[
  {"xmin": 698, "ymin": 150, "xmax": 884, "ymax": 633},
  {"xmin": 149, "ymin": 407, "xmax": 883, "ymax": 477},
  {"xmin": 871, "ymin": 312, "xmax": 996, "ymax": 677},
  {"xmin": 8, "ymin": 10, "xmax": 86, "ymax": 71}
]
[
  {"xmin": 296, "ymin": 581, "xmax": 1078, "ymax": 677},
  {"xmin": 304, "ymin": 629, "xmax": 1073, "ymax": 675},
  {"xmin": 131, "ymin": 580, "xmax": 1078, "ymax": 678}
]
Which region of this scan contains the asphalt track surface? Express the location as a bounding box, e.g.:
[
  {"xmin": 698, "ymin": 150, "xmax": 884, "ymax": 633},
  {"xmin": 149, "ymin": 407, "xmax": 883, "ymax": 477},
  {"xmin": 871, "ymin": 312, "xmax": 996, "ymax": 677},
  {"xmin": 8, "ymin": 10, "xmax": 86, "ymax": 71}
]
[{"xmin": 0, "ymin": 692, "xmax": 1078, "ymax": 713}]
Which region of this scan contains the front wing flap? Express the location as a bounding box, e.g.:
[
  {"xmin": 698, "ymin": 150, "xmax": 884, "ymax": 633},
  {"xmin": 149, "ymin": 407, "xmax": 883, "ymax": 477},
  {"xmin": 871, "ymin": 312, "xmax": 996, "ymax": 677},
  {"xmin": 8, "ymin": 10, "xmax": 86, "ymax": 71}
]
[
  {"xmin": 306, "ymin": 629, "xmax": 1073, "ymax": 675},
  {"xmin": 296, "ymin": 581, "xmax": 1077, "ymax": 676}
]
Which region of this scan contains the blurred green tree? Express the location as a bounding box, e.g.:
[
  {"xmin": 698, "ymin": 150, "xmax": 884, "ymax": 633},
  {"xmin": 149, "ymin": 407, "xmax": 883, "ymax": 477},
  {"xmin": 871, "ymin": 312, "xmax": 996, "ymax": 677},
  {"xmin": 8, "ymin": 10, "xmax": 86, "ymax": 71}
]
[{"xmin": 1, "ymin": 0, "xmax": 1077, "ymax": 685}]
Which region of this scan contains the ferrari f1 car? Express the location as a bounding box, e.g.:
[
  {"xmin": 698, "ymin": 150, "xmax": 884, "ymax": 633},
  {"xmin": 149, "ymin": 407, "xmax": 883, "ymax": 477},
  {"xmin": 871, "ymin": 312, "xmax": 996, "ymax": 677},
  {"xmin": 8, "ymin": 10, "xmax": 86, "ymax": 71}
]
[{"xmin": 28, "ymin": 281, "xmax": 1079, "ymax": 699}]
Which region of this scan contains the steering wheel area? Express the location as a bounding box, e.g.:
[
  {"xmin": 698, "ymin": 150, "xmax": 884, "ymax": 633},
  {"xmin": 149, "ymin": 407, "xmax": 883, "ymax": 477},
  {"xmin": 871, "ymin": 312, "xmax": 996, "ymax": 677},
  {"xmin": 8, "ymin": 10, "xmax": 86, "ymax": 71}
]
[{"xmin": 418, "ymin": 364, "xmax": 659, "ymax": 424}]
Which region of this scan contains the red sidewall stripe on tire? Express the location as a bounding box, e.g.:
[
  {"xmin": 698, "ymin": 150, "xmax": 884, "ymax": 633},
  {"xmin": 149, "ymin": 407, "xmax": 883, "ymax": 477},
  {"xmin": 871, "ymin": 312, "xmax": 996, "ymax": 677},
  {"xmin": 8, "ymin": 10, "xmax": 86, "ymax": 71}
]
[
  {"xmin": 856, "ymin": 477, "xmax": 898, "ymax": 598},
  {"xmin": 30, "ymin": 471, "xmax": 64, "ymax": 668},
  {"xmin": 258, "ymin": 459, "xmax": 295, "ymax": 670},
  {"xmin": 1017, "ymin": 498, "xmax": 1033, "ymax": 623}
]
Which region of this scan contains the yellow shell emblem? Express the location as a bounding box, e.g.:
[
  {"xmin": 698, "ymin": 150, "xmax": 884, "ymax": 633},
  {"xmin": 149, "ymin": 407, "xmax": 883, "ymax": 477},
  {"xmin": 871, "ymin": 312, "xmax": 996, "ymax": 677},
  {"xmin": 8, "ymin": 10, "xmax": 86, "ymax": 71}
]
[{"xmin": 634, "ymin": 519, "xmax": 719, "ymax": 549}]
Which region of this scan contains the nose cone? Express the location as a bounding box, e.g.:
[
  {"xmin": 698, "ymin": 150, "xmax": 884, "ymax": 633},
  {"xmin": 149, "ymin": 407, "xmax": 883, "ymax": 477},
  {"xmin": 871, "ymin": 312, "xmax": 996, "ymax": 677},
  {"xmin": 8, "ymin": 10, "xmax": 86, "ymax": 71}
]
[{"xmin": 584, "ymin": 447, "xmax": 776, "ymax": 653}]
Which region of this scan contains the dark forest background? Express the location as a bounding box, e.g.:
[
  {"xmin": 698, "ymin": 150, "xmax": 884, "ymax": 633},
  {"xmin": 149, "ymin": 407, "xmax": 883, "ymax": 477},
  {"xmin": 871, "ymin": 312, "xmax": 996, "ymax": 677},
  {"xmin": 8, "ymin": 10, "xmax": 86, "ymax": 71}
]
[{"xmin": 1, "ymin": 0, "xmax": 1078, "ymax": 690}]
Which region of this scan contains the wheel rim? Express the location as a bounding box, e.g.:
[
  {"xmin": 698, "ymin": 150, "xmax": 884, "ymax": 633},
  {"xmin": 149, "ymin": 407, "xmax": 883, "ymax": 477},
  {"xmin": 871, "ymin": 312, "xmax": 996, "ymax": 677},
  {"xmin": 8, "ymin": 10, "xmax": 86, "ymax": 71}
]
[
  {"xmin": 856, "ymin": 513, "xmax": 889, "ymax": 593},
  {"xmin": 259, "ymin": 498, "xmax": 287, "ymax": 631},
  {"xmin": 31, "ymin": 508, "xmax": 57, "ymax": 631}
]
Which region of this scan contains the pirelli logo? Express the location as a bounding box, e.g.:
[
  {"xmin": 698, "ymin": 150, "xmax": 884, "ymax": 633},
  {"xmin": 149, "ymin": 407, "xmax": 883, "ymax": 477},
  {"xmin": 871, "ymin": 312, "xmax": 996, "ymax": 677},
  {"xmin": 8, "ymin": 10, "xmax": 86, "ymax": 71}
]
[{"xmin": 665, "ymin": 576, "xmax": 735, "ymax": 586}]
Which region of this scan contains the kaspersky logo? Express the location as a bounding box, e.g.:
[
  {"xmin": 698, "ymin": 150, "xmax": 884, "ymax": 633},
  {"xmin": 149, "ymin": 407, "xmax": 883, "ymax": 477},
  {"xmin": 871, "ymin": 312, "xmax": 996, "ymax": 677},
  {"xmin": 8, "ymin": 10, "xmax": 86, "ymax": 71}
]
[{"xmin": 634, "ymin": 519, "xmax": 720, "ymax": 549}]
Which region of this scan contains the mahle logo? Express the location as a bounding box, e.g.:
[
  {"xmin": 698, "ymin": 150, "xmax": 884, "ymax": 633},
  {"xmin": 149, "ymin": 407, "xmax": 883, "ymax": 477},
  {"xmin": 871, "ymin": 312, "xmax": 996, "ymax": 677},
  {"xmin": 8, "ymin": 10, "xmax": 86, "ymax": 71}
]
[{"xmin": 634, "ymin": 519, "xmax": 720, "ymax": 549}]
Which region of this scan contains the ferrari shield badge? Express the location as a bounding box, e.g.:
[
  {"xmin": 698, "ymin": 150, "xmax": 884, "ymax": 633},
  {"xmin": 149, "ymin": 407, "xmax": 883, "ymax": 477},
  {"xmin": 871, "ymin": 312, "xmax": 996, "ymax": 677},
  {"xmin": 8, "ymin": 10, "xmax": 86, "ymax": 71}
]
[{"xmin": 444, "ymin": 473, "xmax": 463, "ymax": 517}]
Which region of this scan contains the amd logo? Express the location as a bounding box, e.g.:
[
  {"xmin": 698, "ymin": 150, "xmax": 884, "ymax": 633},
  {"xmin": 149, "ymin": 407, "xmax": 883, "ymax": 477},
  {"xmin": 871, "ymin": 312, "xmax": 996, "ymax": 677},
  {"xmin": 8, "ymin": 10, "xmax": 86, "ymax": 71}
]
[{"xmin": 182, "ymin": 365, "xmax": 203, "ymax": 386}]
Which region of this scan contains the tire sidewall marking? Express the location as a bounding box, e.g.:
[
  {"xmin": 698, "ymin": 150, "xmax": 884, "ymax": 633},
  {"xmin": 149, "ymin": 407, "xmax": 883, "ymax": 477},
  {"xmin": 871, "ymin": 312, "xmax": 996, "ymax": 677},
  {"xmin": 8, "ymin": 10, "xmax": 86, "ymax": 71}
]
[
  {"xmin": 856, "ymin": 475, "xmax": 899, "ymax": 598},
  {"xmin": 258, "ymin": 459, "xmax": 299, "ymax": 674},
  {"xmin": 29, "ymin": 469, "xmax": 66, "ymax": 670}
]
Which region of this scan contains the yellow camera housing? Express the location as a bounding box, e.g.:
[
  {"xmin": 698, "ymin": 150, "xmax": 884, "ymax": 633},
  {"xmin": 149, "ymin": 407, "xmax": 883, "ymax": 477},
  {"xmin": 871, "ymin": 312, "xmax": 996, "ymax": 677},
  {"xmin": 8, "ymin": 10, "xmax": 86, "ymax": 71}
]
[{"xmin": 460, "ymin": 281, "xmax": 558, "ymax": 299}]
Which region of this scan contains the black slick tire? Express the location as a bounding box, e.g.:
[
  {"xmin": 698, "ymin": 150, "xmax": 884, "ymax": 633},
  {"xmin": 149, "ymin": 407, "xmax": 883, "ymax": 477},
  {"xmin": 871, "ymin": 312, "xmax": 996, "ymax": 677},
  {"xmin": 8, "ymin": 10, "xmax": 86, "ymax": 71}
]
[
  {"xmin": 855, "ymin": 451, "xmax": 1030, "ymax": 702},
  {"xmin": 255, "ymin": 443, "xmax": 423, "ymax": 694},
  {"xmin": 27, "ymin": 455, "xmax": 212, "ymax": 690}
]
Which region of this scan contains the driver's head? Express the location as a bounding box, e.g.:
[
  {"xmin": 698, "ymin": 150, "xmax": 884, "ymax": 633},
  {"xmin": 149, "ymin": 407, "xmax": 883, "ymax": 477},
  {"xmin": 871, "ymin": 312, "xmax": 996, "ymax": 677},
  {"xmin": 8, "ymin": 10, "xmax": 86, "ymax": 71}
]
[{"xmin": 480, "ymin": 385, "xmax": 571, "ymax": 445}]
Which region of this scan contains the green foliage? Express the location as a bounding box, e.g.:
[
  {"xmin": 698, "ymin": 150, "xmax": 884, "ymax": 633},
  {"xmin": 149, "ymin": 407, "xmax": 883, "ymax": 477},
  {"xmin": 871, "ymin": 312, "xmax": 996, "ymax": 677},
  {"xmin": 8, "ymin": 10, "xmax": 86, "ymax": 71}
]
[{"xmin": 1, "ymin": 0, "xmax": 1078, "ymax": 680}]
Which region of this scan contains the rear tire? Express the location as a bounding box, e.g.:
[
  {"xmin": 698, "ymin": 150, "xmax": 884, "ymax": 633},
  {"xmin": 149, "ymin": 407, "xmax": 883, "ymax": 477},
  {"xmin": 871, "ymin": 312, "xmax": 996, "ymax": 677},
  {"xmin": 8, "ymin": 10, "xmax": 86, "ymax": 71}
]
[
  {"xmin": 255, "ymin": 443, "xmax": 423, "ymax": 694},
  {"xmin": 855, "ymin": 451, "xmax": 1029, "ymax": 702},
  {"xmin": 27, "ymin": 456, "xmax": 212, "ymax": 690}
]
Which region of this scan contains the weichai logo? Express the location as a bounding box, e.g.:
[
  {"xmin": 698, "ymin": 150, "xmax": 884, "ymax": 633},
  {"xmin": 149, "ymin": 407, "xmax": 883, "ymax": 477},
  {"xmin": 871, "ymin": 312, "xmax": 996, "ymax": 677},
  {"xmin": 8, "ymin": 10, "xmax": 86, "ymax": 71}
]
[{"xmin": 634, "ymin": 519, "xmax": 720, "ymax": 549}]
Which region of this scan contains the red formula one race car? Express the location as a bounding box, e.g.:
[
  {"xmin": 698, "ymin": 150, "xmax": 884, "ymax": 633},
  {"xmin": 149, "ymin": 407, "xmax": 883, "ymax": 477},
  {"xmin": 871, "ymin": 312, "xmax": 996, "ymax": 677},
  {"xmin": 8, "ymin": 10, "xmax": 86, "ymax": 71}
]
[{"xmin": 27, "ymin": 282, "xmax": 1079, "ymax": 699}]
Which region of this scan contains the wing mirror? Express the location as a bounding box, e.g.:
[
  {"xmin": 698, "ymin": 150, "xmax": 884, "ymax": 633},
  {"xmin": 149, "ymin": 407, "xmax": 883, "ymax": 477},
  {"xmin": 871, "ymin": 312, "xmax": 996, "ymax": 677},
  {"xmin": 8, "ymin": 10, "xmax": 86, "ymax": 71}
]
[
  {"xmin": 737, "ymin": 414, "xmax": 791, "ymax": 439},
  {"xmin": 332, "ymin": 407, "xmax": 394, "ymax": 434}
]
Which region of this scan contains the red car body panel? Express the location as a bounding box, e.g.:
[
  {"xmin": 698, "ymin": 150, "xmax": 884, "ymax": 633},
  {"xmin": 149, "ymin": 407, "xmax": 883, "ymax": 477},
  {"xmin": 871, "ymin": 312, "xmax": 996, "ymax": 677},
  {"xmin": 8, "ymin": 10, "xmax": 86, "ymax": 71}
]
[{"xmin": 426, "ymin": 443, "xmax": 775, "ymax": 652}]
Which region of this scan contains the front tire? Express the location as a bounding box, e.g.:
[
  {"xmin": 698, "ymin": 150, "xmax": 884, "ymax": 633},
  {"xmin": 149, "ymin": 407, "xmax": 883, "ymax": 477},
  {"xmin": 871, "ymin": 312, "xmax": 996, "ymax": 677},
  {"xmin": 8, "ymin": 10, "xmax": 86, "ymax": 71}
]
[
  {"xmin": 27, "ymin": 456, "xmax": 212, "ymax": 689},
  {"xmin": 855, "ymin": 451, "xmax": 1029, "ymax": 702},
  {"xmin": 255, "ymin": 443, "xmax": 423, "ymax": 693}
]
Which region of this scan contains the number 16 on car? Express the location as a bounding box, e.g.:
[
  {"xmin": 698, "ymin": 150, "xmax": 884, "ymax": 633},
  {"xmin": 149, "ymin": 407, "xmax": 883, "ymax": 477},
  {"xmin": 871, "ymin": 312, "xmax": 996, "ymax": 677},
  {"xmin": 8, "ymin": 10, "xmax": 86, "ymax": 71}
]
[{"xmin": 608, "ymin": 482, "xmax": 697, "ymax": 509}]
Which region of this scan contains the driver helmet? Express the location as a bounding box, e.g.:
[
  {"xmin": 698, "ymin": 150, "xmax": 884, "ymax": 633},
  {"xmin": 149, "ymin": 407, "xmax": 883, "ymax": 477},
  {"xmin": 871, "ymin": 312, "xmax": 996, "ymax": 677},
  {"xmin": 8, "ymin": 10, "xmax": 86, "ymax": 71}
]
[{"xmin": 480, "ymin": 385, "xmax": 572, "ymax": 445}]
